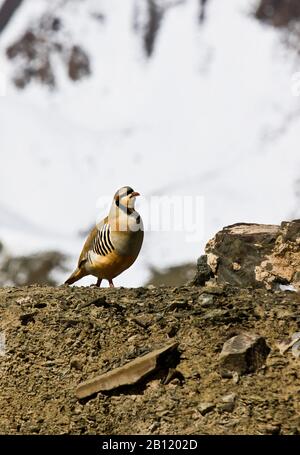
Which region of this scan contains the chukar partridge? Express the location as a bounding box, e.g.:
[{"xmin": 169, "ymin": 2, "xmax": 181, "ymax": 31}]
[{"xmin": 65, "ymin": 186, "xmax": 143, "ymax": 287}]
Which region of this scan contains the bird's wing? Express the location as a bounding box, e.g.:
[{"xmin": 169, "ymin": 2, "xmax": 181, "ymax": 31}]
[
  {"xmin": 78, "ymin": 225, "xmax": 98, "ymax": 268},
  {"xmin": 78, "ymin": 217, "xmax": 114, "ymax": 267}
]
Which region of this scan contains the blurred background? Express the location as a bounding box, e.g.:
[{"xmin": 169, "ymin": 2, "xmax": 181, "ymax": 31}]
[{"xmin": 0, "ymin": 0, "xmax": 299, "ymax": 287}]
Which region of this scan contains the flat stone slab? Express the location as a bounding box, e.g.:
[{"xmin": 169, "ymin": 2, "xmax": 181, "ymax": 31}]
[{"xmin": 76, "ymin": 342, "xmax": 179, "ymax": 399}]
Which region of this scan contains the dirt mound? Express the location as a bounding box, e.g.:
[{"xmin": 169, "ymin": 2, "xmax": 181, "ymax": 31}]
[{"xmin": 0, "ymin": 285, "xmax": 300, "ymax": 435}]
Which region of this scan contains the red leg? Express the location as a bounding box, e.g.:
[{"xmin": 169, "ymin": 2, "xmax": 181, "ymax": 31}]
[{"xmin": 108, "ymin": 279, "xmax": 114, "ymax": 288}]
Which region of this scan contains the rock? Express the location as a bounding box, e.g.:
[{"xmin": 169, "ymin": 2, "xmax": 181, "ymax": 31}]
[
  {"xmin": 80, "ymin": 296, "xmax": 107, "ymax": 309},
  {"xmin": 263, "ymin": 423, "xmax": 281, "ymax": 435},
  {"xmin": 256, "ymin": 0, "xmax": 300, "ymax": 27},
  {"xmin": 198, "ymin": 402, "xmax": 215, "ymax": 416},
  {"xmin": 76, "ymin": 342, "xmax": 179, "ymax": 399},
  {"xmin": 167, "ymin": 323, "xmax": 179, "ymax": 338},
  {"xmin": 219, "ymin": 333, "xmax": 270, "ymax": 378},
  {"xmin": 201, "ymin": 284, "xmax": 225, "ymax": 295},
  {"xmin": 168, "ymin": 300, "xmax": 190, "ymax": 311},
  {"xmin": 168, "ymin": 378, "xmax": 181, "ymax": 386},
  {"xmin": 33, "ymin": 302, "xmax": 47, "ymax": 309},
  {"xmin": 198, "ymin": 294, "xmax": 214, "ymax": 307},
  {"xmin": 292, "ymin": 340, "xmax": 300, "ymax": 359},
  {"xmin": 162, "ymin": 368, "xmax": 184, "ymax": 385},
  {"xmin": 232, "ymin": 372, "xmax": 240, "ymax": 384},
  {"xmin": 218, "ymin": 393, "xmax": 237, "ymax": 413},
  {"xmin": 70, "ymin": 357, "xmax": 84, "ymax": 371},
  {"xmin": 68, "ymin": 45, "xmax": 91, "ymax": 82},
  {"xmin": 19, "ymin": 312, "xmax": 36, "ymax": 325},
  {"xmin": 130, "ymin": 316, "xmax": 150, "ymax": 329},
  {"xmin": 200, "ymin": 308, "xmax": 230, "ymax": 323},
  {"xmin": 218, "ymin": 402, "xmax": 234, "ymax": 413},
  {"xmin": 277, "ymin": 332, "xmax": 300, "ymax": 355},
  {"xmin": 204, "ymin": 220, "xmax": 300, "ymax": 290},
  {"xmin": 222, "ymin": 392, "xmax": 237, "ymax": 403},
  {"xmin": 190, "ymin": 255, "xmax": 213, "ymax": 286},
  {"xmin": 255, "ymin": 220, "xmax": 300, "ymax": 291},
  {"xmin": 16, "ymin": 296, "xmax": 31, "ymax": 305}
]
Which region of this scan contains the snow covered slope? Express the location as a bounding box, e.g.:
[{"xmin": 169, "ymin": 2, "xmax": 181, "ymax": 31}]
[{"xmin": 0, "ymin": 0, "xmax": 299, "ymax": 286}]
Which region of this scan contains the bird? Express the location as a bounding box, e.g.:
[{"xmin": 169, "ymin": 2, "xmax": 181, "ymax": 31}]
[{"xmin": 65, "ymin": 186, "xmax": 144, "ymax": 288}]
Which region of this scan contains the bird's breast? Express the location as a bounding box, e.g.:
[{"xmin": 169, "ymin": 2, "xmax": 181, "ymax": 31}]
[
  {"xmin": 87, "ymin": 250, "xmax": 140, "ymax": 279},
  {"xmin": 111, "ymin": 228, "xmax": 144, "ymax": 257}
]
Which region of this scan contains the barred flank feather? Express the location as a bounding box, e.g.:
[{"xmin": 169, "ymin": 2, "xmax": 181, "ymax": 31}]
[{"xmin": 92, "ymin": 224, "xmax": 115, "ymax": 256}]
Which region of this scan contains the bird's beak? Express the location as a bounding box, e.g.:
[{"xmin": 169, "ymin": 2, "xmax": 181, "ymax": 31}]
[{"xmin": 131, "ymin": 192, "xmax": 140, "ymax": 197}]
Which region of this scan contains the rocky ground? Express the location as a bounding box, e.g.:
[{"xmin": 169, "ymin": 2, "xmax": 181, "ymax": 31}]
[{"xmin": 0, "ymin": 284, "xmax": 300, "ymax": 435}]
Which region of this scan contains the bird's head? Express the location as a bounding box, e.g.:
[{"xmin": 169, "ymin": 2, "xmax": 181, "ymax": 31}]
[{"xmin": 114, "ymin": 186, "xmax": 140, "ymax": 210}]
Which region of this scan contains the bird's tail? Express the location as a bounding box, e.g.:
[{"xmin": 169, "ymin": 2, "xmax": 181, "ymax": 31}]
[{"xmin": 65, "ymin": 267, "xmax": 86, "ymax": 285}]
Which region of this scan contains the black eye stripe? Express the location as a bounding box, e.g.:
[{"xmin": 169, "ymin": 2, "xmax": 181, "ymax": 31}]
[{"xmin": 116, "ymin": 188, "xmax": 134, "ymax": 200}]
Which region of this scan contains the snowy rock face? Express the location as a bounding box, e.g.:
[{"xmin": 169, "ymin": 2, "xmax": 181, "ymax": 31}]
[
  {"xmin": 3, "ymin": 0, "xmax": 208, "ymax": 88},
  {"xmin": 6, "ymin": 19, "xmax": 91, "ymax": 89},
  {"xmin": 0, "ymin": 0, "xmax": 299, "ymax": 286}
]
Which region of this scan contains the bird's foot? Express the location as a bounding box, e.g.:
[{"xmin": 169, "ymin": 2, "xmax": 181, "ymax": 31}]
[
  {"xmin": 90, "ymin": 278, "xmax": 102, "ymax": 288},
  {"xmin": 109, "ymin": 280, "xmax": 114, "ymax": 288}
]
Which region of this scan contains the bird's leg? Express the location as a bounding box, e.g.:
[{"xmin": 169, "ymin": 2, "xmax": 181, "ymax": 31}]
[
  {"xmin": 90, "ymin": 278, "xmax": 102, "ymax": 288},
  {"xmin": 108, "ymin": 279, "xmax": 114, "ymax": 288}
]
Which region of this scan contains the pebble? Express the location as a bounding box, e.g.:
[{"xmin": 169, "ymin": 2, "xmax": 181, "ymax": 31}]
[
  {"xmin": 264, "ymin": 424, "xmax": 281, "ymax": 435},
  {"xmin": 70, "ymin": 357, "xmax": 84, "ymax": 371},
  {"xmin": 218, "ymin": 393, "xmax": 237, "ymax": 413},
  {"xmin": 198, "ymin": 402, "xmax": 215, "ymax": 416},
  {"xmin": 219, "ymin": 333, "xmax": 270, "ymax": 377}
]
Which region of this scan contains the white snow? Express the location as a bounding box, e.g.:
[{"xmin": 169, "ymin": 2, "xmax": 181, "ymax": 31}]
[{"xmin": 0, "ymin": 0, "xmax": 299, "ymax": 287}]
